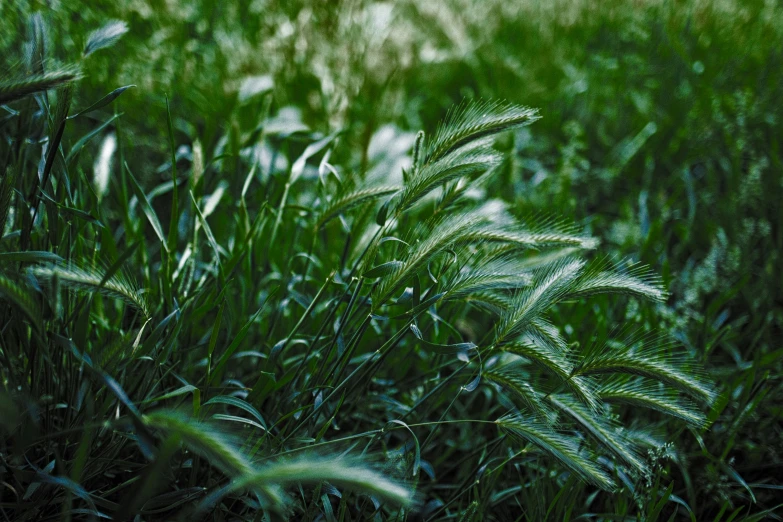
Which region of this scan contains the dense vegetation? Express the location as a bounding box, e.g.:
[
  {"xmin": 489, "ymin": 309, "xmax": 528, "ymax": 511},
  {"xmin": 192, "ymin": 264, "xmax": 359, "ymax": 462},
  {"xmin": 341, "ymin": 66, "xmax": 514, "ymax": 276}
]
[{"xmin": 1, "ymin": 1, "xmax": 781, "ymax": 520}]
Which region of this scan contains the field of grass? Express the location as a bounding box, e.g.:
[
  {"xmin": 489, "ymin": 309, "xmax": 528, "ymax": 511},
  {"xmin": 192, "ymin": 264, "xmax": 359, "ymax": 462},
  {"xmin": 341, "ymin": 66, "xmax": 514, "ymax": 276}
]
[{"xmin": 1, "ymin": 1, "xmax": 781, "ymax": 520}]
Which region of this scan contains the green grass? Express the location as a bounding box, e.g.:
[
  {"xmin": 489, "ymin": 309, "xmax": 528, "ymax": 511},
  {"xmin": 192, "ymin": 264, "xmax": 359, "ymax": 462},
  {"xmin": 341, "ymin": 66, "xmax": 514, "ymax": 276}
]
[{"xmin": 1, "ymin": 1, "xmax": 781, "ymax": 520}]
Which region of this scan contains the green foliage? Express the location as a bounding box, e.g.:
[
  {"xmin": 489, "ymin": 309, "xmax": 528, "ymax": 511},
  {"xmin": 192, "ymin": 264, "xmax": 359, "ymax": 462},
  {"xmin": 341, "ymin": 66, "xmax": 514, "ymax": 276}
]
[{"xmin": 1, "ymin": 1, "xmax": 781, "ymax": 520}]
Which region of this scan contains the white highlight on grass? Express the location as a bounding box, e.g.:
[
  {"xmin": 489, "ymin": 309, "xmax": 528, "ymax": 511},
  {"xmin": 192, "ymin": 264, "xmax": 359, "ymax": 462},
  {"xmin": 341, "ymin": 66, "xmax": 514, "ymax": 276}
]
[{"xmin": 93, "ymin": 132, "xmax": 116, "ymax": 200}]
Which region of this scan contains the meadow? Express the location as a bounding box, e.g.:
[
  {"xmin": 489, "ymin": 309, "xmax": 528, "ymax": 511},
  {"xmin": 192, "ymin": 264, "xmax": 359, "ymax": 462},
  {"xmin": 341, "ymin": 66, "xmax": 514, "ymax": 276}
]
[{"xmin": 1, "ymin": 1, "xmax": 781, "ymax": 520}]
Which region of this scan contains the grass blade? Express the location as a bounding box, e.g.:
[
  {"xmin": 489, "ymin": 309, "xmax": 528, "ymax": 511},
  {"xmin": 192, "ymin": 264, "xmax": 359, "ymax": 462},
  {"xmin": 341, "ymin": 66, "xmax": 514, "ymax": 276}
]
[
  {"xmin": 69, "ymin": 85, "xmax": 135, "ymax": 119},
  {"xmin": 126, "ymin": 162, "xmax": 168, "ymax": 252}
]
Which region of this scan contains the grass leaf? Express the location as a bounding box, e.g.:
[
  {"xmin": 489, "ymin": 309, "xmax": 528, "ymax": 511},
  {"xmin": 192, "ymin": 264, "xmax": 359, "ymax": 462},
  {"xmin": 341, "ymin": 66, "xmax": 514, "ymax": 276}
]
[
  {"xmin": 126, "ymin": 162, "xmax": 168, "ymax": 252},
  {"xmin": 69, "ymin": 85, "xmax": 135, "ymax": 119}
]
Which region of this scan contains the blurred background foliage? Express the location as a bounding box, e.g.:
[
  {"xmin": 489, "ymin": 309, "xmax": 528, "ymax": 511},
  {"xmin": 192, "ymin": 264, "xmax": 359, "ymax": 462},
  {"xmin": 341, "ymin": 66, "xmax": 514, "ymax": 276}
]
[{"xmin": 2, "ymin": 0, "xmax": 781, "ymax": 518}]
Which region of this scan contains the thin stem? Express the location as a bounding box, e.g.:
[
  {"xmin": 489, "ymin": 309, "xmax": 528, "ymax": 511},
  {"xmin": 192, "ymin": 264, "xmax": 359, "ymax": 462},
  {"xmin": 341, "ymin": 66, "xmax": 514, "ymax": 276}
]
[
  {"xmin": 267, "ymin": 180, "xmax": 291, "ymax": 262},
  {"xmin": 266, "ymin": 418, "xmax": 498, "ymax": 460}
]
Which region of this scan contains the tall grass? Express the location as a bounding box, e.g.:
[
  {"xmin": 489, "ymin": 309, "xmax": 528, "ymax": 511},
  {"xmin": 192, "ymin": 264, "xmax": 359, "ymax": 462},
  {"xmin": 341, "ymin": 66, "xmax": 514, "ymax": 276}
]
[{"xmin": 1, "ymin": 1, "xmax": 781, "ymax": 520}]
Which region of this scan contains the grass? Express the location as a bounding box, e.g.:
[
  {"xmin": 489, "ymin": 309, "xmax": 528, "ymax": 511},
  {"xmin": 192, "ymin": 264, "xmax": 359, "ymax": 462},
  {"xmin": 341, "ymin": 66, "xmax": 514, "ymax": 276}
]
[{"xmin": 1, "ymin": 1, "xmax": 781, "ymax": 520}]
